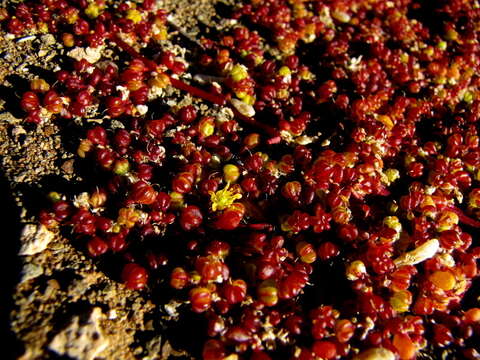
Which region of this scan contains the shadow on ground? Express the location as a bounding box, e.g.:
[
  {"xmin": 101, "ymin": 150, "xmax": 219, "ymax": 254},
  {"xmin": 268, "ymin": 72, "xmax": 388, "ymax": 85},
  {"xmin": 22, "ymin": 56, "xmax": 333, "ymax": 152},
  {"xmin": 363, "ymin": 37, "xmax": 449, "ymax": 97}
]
[{"xmin": 0, "ymin": 172, "xmax": 25, "ymax": 358}]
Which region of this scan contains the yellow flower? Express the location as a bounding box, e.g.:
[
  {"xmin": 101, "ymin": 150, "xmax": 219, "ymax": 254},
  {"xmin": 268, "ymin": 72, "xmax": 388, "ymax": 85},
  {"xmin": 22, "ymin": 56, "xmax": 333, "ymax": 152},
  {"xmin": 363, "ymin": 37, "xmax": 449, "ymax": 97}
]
[
  {"xmin": 85, "ymin": 3, "xmax": 103, "ymax": 19},
  {"xmin": 209, "ymin": 183, "xmax": 242, "ymax": 212}
]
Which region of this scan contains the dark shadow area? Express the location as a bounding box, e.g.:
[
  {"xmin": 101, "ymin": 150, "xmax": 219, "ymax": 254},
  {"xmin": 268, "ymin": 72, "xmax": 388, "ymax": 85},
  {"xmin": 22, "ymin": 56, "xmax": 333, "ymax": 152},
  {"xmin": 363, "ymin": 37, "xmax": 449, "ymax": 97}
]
[
  {"xmin": 14, "ymin": 174, "xmax": 88, "ymax": 219},
  {"xmin": 48, "ymin": 299, "xmax": 98, "ymax": 331},
  {"xmin": 132, "ymin": 306, "xmax": 196, "ymax": 360},
  {"xmin": 51, "ymin": 268, "xmax": 83, "ymax": 290},
  {"xmin": 160, "ymin": 311, "xmax": 208, "ymax": 359},
  {"xmin": 407, "ymin": 0, "xmax": 447, "ymax": 37},
  {"xmin": 462, "ymin": 274, "xmax": 480, "ymax": 309},
  {"xmin": 214, "ymin": 1, "xmax": 234, "ymax": 20},
  {"xmin": 301, "ymin": 253, "xmax": 356, "ymax": 313},
  {"xmin": 0, "ymin": 75, "xmax": 30, "ymax": 119},
  {"xmin": 0, "ymin": 171, "xmax": 25, "ymax": 359},
  {"xmin": 143, "ymin": 98, "xmax": 171, "ymax": 120},
  {"xmin": 26, "ymin": 65, "xmax": 59, "ymax": 85}
]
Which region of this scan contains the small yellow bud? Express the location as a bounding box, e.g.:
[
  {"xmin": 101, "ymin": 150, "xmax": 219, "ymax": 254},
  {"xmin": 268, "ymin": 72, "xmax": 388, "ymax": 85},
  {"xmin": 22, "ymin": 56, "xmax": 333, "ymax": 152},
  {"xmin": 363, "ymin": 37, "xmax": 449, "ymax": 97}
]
[
  {"xmin": 235, "ymin": 90, "xmax": 248, "ymax": 100},
  {"xmin": 30, "ymin": 78, "xmax": 50, "ymax": 93},
  {"xmin": 298, "ymin": 68, "xmax": 313, "ymax": 80},
  {"xmin": 37, "ymin": 22, "xmax": 49, "ymax": 33},
  {"xmin": 383, "ymin": 216, "xmax": 402, "ymax": 233},
  {"xmin": 436, "ymin": 211, "xmax": 459, "ymax": 232},
  {"xmin": 437, "ymin": 40, "xmax": 447, "ymax": 51},
  {"xmin": 48, "ymin": 192, "xmax": 62, "ymax": 203},
  {"xmin": 346, "ymin": 260, "xmax": 367, "ymax": 281},
  {"xmin": 242, "ymin": 94, "xmax": 255, "ymax": 106},
  {"xmin": 400, "ymin": 53, "xmax": 409, "ymax": 63},
  {"xmin": 230, "ymin": 64, "xmax": 248, "ymax": 82},
  {"xmin": 89, "ymin": 189, "xmax": 107, "ymax": 208},
  {"xmin": 190, "ymin": 271, "xmax": 201, "ymax": 285},
  {"xmin": 445, "ymin": 28, "xmax": 458, "ymax": 41},
  {"xmin": 169, "ymin": 192, "xmax": 184, "ymax": 209},
  {"xmin": 385, "ymin": 168, "xmax": 400, "ymax": 183},
  {"xmin": 276, "ymin": 88, "xmax": 289, "ymax": 99},
  {"xmin": 198, "ymin": 117, "xmax": 215, "ymax": 137},
  {"xmin": 153, "ymin": 24, "xmax": 168, "ymax": 41},
  {"xmin": 464, "ymin": 91, "xmax": 474, "ymax": 104},
  {"xmin": 377, "ymin": 115, "xmax": 394, "ymax": 129},
  {"xmin": 149, "ymin": 73, "xmax": 170, "ymax": 89},
  {"xmin": 117, "ymin": 207, "xmax": 140, "ymax": 228},
  {"xmin": 113, "ymin": 158, "xmax": 130, "ymax": 175},
  {"xmin": 111, "ymin": 224, "xmax": 122, "ymax": 233},
  {"xmin": 390, "ymin": 290, "xmax": 412, "ymax": 313},
  {"xmin": 278, "ymin": 66, "xmax": 291, "ymax": 77},
  {"xmin": 429, "ymin": 270, "xmax": 456, "ymax": 291},
  {"xmin": 388, "ymin": 201, "xmax": 399, "ymax": 214},
  {"xmin": 223, "ymin": 164, "xmax": 240, "ymax": 183}
]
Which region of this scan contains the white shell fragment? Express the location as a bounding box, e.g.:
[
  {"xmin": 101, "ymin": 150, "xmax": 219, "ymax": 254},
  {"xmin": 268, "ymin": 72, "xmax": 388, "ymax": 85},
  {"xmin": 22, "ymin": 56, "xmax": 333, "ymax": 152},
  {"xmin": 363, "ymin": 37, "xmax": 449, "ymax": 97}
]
[
  {"xmin": 394, "ymin": 239, "xmax": 440, "ymax": 267},
  {"xmin": 352, "ymin": 347, "xmax": 395, "ymax": 360},
  {"xmin": 230, "ymin": 99, "xmax": 255, "ymax": 117},
  {"xmin": 19, "ymin": 224, "xmax": 55, "ymax": 256}
]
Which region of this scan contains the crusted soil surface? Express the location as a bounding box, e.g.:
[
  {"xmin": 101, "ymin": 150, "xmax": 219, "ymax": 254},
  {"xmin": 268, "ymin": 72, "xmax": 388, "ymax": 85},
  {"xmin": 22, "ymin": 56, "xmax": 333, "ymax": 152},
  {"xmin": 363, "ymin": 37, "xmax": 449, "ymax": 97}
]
[{"xmin": 1, "ymin": 1, "xmax": 234, "ymax": 359}]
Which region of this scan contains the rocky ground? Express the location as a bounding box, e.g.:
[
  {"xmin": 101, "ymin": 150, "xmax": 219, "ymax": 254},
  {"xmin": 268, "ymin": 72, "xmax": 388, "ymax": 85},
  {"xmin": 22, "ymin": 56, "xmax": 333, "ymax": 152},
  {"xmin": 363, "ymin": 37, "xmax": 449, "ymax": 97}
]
[{"xmin": 1, "ymin": 1, "xmax": 234, "ymax": 358}]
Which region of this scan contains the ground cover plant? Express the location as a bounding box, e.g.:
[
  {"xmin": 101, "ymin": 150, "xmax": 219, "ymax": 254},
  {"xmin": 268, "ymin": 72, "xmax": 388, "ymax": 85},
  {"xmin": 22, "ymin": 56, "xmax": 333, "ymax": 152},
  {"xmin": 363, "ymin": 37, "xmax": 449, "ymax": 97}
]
[{"xmin": 1, "ymin": 0, "xmax": 480, "ymax": 359}]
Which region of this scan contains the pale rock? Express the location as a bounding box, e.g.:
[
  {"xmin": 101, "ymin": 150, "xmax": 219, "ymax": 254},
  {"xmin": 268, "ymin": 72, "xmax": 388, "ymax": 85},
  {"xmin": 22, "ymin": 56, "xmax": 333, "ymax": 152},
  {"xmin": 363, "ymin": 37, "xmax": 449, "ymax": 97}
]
[
  {"xmin": 19, "ymin": 224, "xmax": 54, "ymax": 256},
  {"xmin": 67, "ymin": 46, "xmax": 104, "ymax": 64},
  {"xmin": 41, "ymin": 34, "xmax": 56, "ymax": 46},
  {"xmin": 12, "ymin": 125, "xmax": 26, "ymax": 137},
  {"xmin": 20, "ymin": 263, "xmax": 44, "ymax": 282},
  {"xmin": 49, "ymin": 307, "xmax": 108, "ymax": 360}
]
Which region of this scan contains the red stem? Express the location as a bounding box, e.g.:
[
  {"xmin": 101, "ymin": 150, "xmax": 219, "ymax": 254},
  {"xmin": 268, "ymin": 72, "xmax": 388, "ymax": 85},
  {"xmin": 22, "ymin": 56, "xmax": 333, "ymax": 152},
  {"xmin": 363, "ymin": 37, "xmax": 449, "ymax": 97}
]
[
  {"xmin": 110, "ymin": 34, "xmax": 282, "ymax": 140},
  {"xmin": 247, "ymin": 223, "xmax": 274, "ymax": 231},
  {"xmin": 266, "ymin": 136, "xmax": 281, "ymax": 145},
  {"xmin": 109, "ymin": 35, "xmax": 226, "ymax": 106},
  {"xmin": 109, "ymin": 35, "xmax": 158, "ymax": 70},
  {"xmin": 232, "ymin": 108, "xmax": 280, "ymax": 138},
  {"xmin": 447, "ymin": 206, "xmax": 480, "ymax": 228},
  {"xmin": 169, "ymin": 77, "xmax": 226, "ymax": 106}
]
